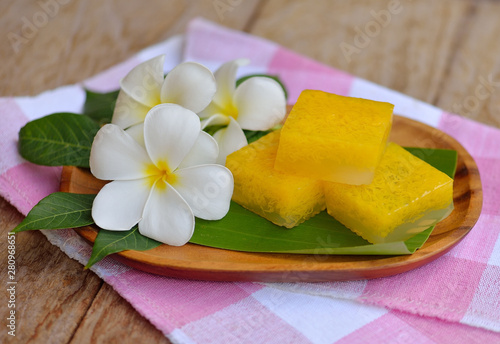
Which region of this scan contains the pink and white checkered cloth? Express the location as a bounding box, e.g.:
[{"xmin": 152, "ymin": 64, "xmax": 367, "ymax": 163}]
[{"xmin": 1, "ymin": 18, "xmax": 499, "ymax": 343}]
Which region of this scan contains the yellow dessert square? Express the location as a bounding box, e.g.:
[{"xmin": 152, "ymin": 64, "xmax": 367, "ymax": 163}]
[
  {"xmin": 226, "ymin": 130, "xmax": 325, "ymax": 228},
  {"xmin": 275, "ymin": 90, "xmax": 394, "ymax": 185},
  {"xmin": 323, "ymin": 143, "xmax": 454, "ymax": 244}
]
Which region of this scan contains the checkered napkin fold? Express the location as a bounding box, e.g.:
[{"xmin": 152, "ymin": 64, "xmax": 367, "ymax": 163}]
[{"xmin": 1, "ymin": 18, "xmax": 499, "ymax": 343}]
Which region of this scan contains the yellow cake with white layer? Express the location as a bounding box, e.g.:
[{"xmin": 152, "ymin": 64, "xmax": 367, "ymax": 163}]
[
  {"xmin": 226, "ymin": 130, "xmax": 325, "ymax": 228},
  {"xmin": 274, "ymin": 90, "xmax": 394, "ymax": 185},
  {"xmin": 323, "ymin": 143, "xmax": 454, "ymax": 244}
]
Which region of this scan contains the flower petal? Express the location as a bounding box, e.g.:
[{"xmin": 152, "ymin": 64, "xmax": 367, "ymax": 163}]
[
  {"xmin": 212, "ymin": 59, "xmax": 249, "ymax": 109},
  {"xmin": 112, "ymin": 90, "xmax": 151, "ymax": 129},
  {"xmin": 125, "ymin": 123, "xmax": 145, "ymax": 148},
  {"xmin": 144, "ymin": 104, "xmax": 201, "ymax": 170},
  {"xmin": 160, "ymin": 62, "xmax": 216, "ymax": 113},
  {"xmin": 92, "ymin": 179, "xmax": 151, "ymax": 230},
  {"xmin": 90, "ymin": 124, "xmax": 152, "ymax": 180},
  {"xmin": 200, "ymin": 114, "xmax": 230, "ymax": 129},
  {"xmin": 120, "ymin": 55, "xmax": 164, "ymax": 107},
  {"xmin": 173, "ymin": 165, "xmax": 233, "ymax": 220},
  {"xmin": 213, "ymin": 118, "xmax": 247, "ymax": 165},
  {"xmin": 233, "ymin": 77, "xmax": 286, "ymax": 130},
  {"xmin": 139, "ymin": 180, "xmax": 194, "ymax": 246},
  {"xmin": 178, "ymin": 131, "xmax": 218, "ymax": 169},
  {"xmin": 198, "ymin": 101, "xmax": 225, "ymax": 121}
]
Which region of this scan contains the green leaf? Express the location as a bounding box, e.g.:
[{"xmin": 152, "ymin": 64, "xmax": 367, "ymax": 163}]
[
  {"xmin": 192, "ymin": 203, "xmax": 434, "ymax": 255},
  {"xmin": 12, "ymin": 193, "xmax": 96, "ymax": 233},
  {"xmin": 204, "ymin": 125, "xmax": 226, "ymax": 136},
  {"xmin": 82, "ymin": 89, "xmax": 119, "ymax": 125},
  {"xmin": 189, "ymin": 147, "xmax": 457, "ymax": 255},
  {"xmin": 86, "ymin": 226, "xmax": 161, "ymax": 268},
  {"xmin": 243, "ymin": 129, "xmax": 273, "ymax": 144},
  {"xmin": 403, "ymin": 147, "xmax": 458, "ymax": 178},
  {"xmin": 236, "ymin": 74, "xmax": 288, "ymax": 100},
  {"xmin": 19, "ymin": 113, "xmax": 101, "ymax": 168}
]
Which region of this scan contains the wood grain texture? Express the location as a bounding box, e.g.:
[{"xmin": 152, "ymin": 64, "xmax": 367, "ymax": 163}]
[
  {"xmin": 60, "ymin": 116, "xmax": 482, "ymax": 282},
  {"xmin": 0, "ymin": 0, "xmax": 498, "ymax": 342},
  {"xmin": 0, "ymin": 0, "xmax": 261, "ymax": 96},
  {"xmin": 251, "ymin": 0, "xmax": 469, "ymax": 113},
  {"xmin": 0, "ymin": 1, "xmax": 261, "ymax": 342},
  {"xmin": 436, "ymin": 1, "xmax": 500, "ymax": 127},
  {"xmin": 0, "ymin": 198, "xmax": 102, "ymax": 344},
  {"xmin": 70, "ymin": 283, "xmax": 170, "ymax": 344}
]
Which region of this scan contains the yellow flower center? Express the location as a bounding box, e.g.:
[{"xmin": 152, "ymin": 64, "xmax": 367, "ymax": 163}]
[
  {"xmin": 224, "ymin": 101, "xmax": 239, "ymax": 120},
  {"xmin": 144, "ymin": 160, "xmax": 178, "ymax": 189}
]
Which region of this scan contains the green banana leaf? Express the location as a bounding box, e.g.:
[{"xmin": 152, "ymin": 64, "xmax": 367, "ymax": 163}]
[{"xmin": 190, "ymin": 147, "xmax": 458, "ymax": 255}]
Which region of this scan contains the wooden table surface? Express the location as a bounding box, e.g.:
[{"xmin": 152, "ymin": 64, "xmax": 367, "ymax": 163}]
[{"xmin": 1, "ymin": 1, "xmax": 499, "ymax": 342}]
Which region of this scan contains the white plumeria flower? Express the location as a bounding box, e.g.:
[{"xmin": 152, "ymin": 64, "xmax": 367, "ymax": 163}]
[
  {"xmin": 112, "ymin": 54, "xmax": 216, "ymax": 137},
  {"xmin": 198, "ymin": 59, "xmax": 287, "ymax": 164},
  {"xmin": 90, "ymin": 104, "xmax": 234, "ymax": 246}
]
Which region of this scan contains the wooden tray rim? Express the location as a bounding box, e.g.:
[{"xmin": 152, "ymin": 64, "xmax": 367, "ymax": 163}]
[{"xmin": 60, "ymin": 115, "xmax": 483, "ymax": 281}]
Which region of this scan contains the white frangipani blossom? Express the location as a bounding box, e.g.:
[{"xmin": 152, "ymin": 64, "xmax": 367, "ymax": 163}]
[
  {"xmin": 198, "ymin": 59, "xmax": 287, "ymax": 164},
  {"xmin": 112, "ymin": 54, "xmax": 217, "ymax": 137},
  {"xmin": 90, "ymin": 104, "xmax": 234, "ymax": 246}
]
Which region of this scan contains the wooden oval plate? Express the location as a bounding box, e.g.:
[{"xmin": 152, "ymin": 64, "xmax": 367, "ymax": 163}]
[{"xmin": 60, "ymin": 115, "xmax": 482, "ymax": 282}]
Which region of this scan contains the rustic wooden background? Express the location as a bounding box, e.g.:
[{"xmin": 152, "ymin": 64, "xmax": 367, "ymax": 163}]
[{"xmin": 1, "ymin": 0, "xmax": 499, "ymax": 342}]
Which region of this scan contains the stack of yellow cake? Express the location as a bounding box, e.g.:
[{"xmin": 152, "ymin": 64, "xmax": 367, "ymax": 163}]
[{"xmin": 225, "ymin": 90, "xmax": 454, "ymax": 244}]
